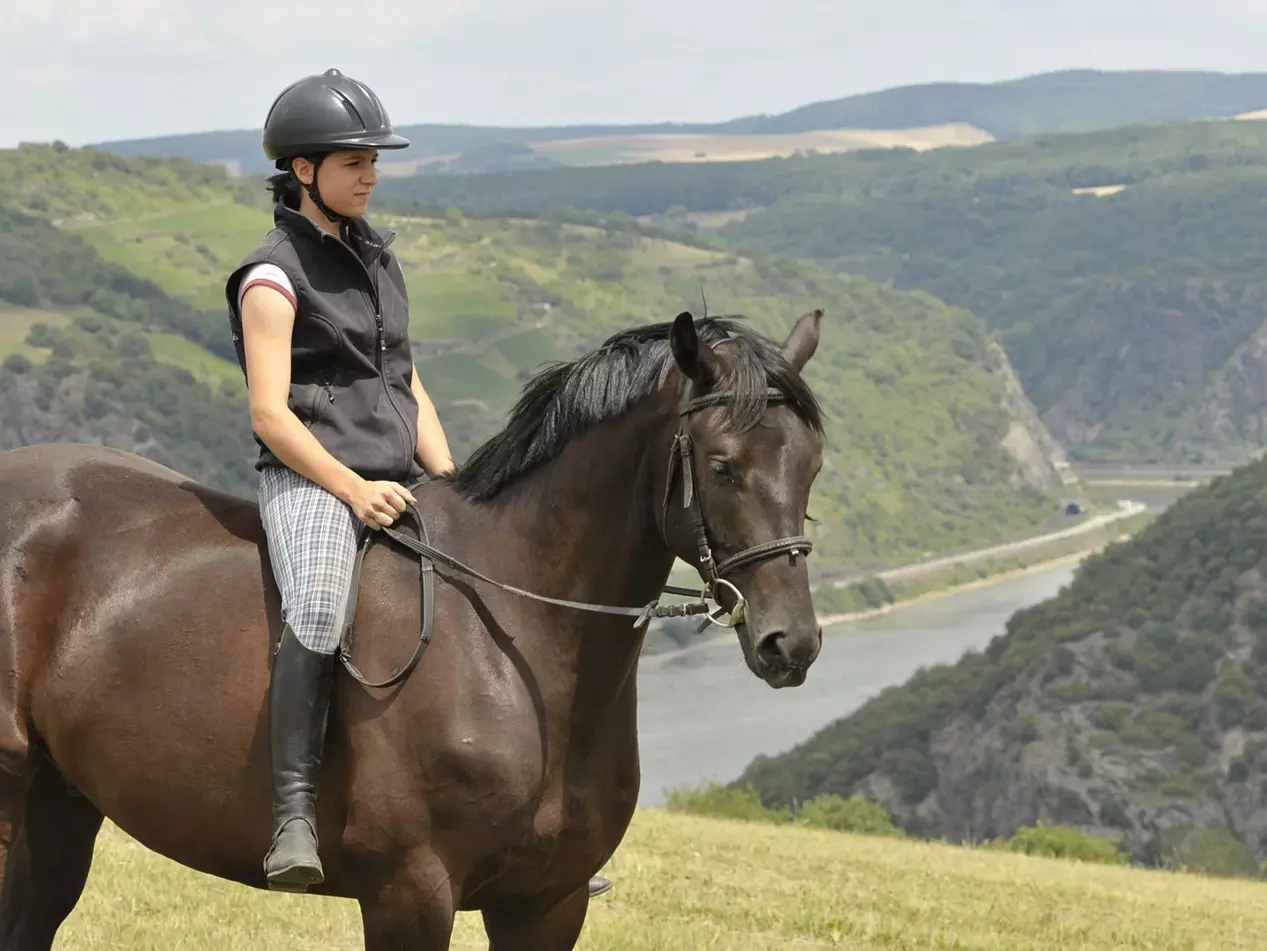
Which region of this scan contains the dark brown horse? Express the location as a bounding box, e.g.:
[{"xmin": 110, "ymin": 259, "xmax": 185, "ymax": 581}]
[{"xmin": 0, "ymin": 311, "xmax": 825, "ymax": 950}]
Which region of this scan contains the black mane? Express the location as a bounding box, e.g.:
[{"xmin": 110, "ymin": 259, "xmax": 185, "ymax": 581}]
[{"xmin": 450, "ymin": 315, "xmax": 823, "ymax": 501}]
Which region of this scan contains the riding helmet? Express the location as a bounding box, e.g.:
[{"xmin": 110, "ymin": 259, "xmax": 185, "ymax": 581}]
[{"xmin": 262, "ymin": 67, "xmax": 410, "ymax": 167}]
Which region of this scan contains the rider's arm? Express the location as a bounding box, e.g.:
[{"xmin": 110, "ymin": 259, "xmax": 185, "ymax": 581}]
[
  {"xmin": 240, "ymin": 283, "xmax": 364, "ymax": 502},
  {"xmin": 410, "ymin": 365, "xmax": 455, "ymax": 476}
]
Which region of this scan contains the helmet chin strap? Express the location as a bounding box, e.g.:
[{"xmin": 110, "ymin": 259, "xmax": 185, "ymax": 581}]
[{"xmin": 291, "ymin": 154, "xmax": 349, "ymax": 225}]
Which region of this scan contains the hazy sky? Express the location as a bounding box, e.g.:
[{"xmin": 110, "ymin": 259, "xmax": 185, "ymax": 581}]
[{"xmin": 7, "ymin": 0, "xmax": 1267, "ymax": 147}]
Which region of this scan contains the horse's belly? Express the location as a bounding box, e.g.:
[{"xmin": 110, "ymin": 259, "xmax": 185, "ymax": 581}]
[{"xmin": 440, "ymin": 702, "xmax": 642, "ymax": 907}]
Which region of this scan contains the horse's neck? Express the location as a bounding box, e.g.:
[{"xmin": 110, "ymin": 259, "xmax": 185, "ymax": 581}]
[
  {"xmin": 497, "ymin": 398, "xmax": 677, "ymax": 704},
  {"xmin": 520, "ymin": 401, "xmax": 675, "ymax": 613}
]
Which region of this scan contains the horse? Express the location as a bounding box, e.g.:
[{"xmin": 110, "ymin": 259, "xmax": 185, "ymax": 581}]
[{"xmin": 0, "ymin": 309, "xmax": 826, "ymax": 950}]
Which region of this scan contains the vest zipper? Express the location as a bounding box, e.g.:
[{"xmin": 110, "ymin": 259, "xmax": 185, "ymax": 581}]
[{"xmin": 318, "ymin": 229, "xmax": 415, "ymax": 477}]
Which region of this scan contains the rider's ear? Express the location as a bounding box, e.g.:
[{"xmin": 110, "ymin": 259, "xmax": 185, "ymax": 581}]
[
  {"xmin": 670, "ymin": 311, "xmax": 719, "ymax": 386},
  {"xmin": 781, "ymin": 308, "xmax": 823, "ymax": 372}
]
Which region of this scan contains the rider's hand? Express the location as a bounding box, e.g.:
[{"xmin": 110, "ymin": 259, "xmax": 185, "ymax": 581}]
[{"xmin": 346, "ymin": 479, "xmax": 416, "ymax": 530}]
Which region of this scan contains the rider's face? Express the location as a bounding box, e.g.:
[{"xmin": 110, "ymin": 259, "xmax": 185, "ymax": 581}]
[{"xmin": 294, "ymin": 149, "xmax": 379, "ymax": 218}]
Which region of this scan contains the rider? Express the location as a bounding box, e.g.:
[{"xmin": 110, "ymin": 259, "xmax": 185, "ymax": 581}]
[{"xmin": 225, "ymin": 68, "xmax": 612, "ymax": 899}]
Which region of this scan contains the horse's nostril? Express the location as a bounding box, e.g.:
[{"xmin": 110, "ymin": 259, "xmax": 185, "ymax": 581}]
[{"xmin": 756, "ymin": 630, "xmax": 788, "ymax": 669}]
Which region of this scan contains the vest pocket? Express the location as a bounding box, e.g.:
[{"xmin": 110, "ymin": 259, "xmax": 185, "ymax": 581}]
[{"xmin": 288, "ymin": 382, "xmax": 326, "ymax": 429}]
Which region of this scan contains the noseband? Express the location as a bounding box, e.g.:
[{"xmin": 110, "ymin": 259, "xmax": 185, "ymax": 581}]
[{"xmin": 660, "ymin": 386, "xmax": 814, "ymax": 630}]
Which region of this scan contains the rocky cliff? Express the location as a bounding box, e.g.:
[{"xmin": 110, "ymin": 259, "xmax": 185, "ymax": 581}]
[{"xmin": 739, "ymin": 457, "xmax": 1267, "ymax": 874}]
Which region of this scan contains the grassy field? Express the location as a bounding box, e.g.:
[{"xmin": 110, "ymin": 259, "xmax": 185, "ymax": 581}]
[
  {"xmin": 146, "ymin": 330, "xmax": 241, "ymax": 385},
  {"xmin": 0, "ymin": 304, "xmax": 71, "ymax": 358},
  {"xmin": 405, "ymin": 272, "xmax": 521, "ymax": 340},
  {"xmin": 376, "ymin": 123, "xmax": 997, "ymax": 174},
  {"xmin": 58, "ymin": 810, "xmax": 1267, "ymax": 950},
  {"xmin": 69, "ymin": 202, "xmax": 271, "ymax": 310}
]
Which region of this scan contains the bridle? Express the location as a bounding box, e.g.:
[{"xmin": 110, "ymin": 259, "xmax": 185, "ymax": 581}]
[
  {"xmin": 336, "ymin": 385, "xmax": 814, "ymax": 688},
  {"xmin": 660, "ymin": 386, "xmax": 814, "ymax": 630}
]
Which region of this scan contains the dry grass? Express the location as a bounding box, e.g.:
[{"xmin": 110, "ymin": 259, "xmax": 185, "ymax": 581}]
[
  {"xmin": 532, "ymin": 123, "xmax": 995, "ymax": 165},
  {"xmin": 56, "ymin": 810, "xmax": 1267, "ymax": 950}
]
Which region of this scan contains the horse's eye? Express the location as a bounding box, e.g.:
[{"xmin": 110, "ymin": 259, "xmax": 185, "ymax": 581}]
[{"xmin": 709, "ymin": 459, "xmax": 737, "ymax": 484}]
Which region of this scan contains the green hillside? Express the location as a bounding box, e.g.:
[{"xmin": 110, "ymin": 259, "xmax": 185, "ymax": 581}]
[
  {"xmin": 0, "ymin": 143, "xmax": 1073, "ymax": 574},
  {"xmin": 722, "ymin": 122, "xmax": 1267, "ymax": 464},
  {"xmin": 97, "ymin": 69, "xmax": 1267, "ymax": 176},
  {"xmin": 373, "ymin": 119, "xmax": 1267, "ymax": 464},
  {"xmin": 376, "ymin": 117, "xmax": 1267, "ymax": 465},
  {"xmin": 372, "ymin": 114, "xmax": 1267, "ymax": 218},
  {"xmin": 738, "ymin": 456, "xmax": 1267, "ymax": 875}
]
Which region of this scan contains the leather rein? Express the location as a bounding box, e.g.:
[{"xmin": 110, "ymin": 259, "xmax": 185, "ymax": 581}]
[{"xmin": 337, "ymin": 386, "xmax": 813, "ymax": 689}]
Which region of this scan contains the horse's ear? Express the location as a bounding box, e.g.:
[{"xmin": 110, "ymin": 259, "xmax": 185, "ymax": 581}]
[
  {"xmin": 671, "ymin": 311, "xmax": 718, "ymax": 386},
  {"xmin": 781, "ymin": 308, "xmax": 823, "ymax": 371}
]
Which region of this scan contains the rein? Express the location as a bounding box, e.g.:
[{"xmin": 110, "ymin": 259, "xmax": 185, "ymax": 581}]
[{"xmin": 337, "ymin": 386, "xmax": 813, "ymax": 689}]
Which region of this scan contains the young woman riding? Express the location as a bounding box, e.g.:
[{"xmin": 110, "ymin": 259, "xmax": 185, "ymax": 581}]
[{"xmin": 225, "ymin": 68, "xmax": 611, "ymax": 899}]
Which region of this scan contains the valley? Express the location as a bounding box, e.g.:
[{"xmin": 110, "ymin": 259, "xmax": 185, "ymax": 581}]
[
  {"xmin": 0, "ymin": 144, "xmax": 1076, "ymax": 578},
  {"xmin": 8, "ymin": 64, "xmax": 1267, "ymax": 929}
]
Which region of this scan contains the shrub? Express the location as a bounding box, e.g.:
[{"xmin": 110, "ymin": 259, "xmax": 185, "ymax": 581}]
[
  {"xmin": 881, "ymin": 748, "xmax": 938, "ymax": 803},
  {"xmin": 114, "ymin": 330, "xmax": 153, "ymax": 360},
  {"xmin": 1228, "ymin": 757, "xmax": 1250, "ymax": 783},
  {"xmin": 664, "ymin": 782, "xmax": 791, "ymax": 824},
  {"xmin": 1180, "ymin": 828, "xmax": 1259, "ymax": 878},
  {"xmin": 1091, "ymin": 702, "xmax": 1131, "ymax": 731},
  {"xmin": 1098, "ymin": 798, "xmax": 1131, "ymax": 828},
  {"xmin": 24, "ymin": 322, "xmax": 59, "ymax": 349},
  {"xmin": 985, "ymin": 822, "xmax": 1129, "ymax": 865},
  {"xmin": 1015, "ymin": 709, "xmax": 1039, "ymax": 743},
  {"xmin": 795, "ymin": 794, "xmax": 904, "ymax": 837}
]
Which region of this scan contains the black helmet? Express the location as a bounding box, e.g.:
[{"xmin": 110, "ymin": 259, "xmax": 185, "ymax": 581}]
[{"xmin": 262, "ymin": 67, "xmax": 409, "ymax": 166}]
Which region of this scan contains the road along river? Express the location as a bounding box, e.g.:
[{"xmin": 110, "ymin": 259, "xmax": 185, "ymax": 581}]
[{"xmin": 634, "ymin": 480, "xmax": 1196, "ymax": 806}]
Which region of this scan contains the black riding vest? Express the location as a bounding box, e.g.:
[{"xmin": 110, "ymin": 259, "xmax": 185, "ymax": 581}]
[{"xmin": 226, "ymin": 200, "xmax": 422, "ymax": 484}]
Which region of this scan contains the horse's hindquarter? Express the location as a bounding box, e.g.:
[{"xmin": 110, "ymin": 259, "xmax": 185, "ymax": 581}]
[{"xmin": 1, "ymin": 446, "xmax": 283, "ymax": 882}]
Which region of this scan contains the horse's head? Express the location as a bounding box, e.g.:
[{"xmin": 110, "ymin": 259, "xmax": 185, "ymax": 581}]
[{"xmin": 662, "ymin": 310, "xmax": 825, "ymax": 688}]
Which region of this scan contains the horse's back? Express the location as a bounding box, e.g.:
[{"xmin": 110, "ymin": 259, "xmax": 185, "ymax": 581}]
[{"xmin": 0, "ymin": 442, "xmax": 261, "ymax": 536}]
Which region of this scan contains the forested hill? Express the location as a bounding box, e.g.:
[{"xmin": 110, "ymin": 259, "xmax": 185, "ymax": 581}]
[
  {"xmin": 375, "ymin": 118, "xmax": 1267, "ymax": 465},
  {"xmin": 97, "ymin": 69, "xmax": 1267, "ymax": 175},
  {"xmin": 0, "ymin": 144, "xmax": 1072, "ymax": 576},
  {"xmin": 723, "ymin": 120, "xmax": 1267, "ymax": 465},
  {"xmin": 738, "ymin": 456, "xmax": 1267, "ymax": 876}
]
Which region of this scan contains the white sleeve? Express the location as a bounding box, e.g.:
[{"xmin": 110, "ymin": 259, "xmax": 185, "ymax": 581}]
[{"xmin": 238, "ymin": 263, "xmax": 296, "ymax": 312}]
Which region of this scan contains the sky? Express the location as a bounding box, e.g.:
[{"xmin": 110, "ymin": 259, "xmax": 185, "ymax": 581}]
[{"xmin": 7, "ymin": 0, "xmax": 1267, "ymax": 147}]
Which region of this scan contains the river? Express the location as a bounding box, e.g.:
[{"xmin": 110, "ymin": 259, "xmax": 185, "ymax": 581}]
[{"xmin": 633, "ymin": 479, "xmax": 1195, "ymax": 806}]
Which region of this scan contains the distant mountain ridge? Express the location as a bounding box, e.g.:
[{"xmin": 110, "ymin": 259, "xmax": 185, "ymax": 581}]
[{"xmin": 93, "ymin": 69, "xmax": 1267, "ymax": 175}]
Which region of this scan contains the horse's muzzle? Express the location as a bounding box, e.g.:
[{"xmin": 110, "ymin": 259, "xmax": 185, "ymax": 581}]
[{"xmin": 753, "ymin": 624, "xmax": 822, "ymax": 688}]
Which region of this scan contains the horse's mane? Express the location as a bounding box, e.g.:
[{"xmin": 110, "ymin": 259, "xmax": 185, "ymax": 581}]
[{"xmin": 450, "ymin": 315, "xmax": 823, "ymax": 502}]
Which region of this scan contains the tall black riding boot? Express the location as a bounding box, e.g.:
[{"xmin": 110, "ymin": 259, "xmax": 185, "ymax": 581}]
[{"xmin": 263, "ymin": 624, "xmax": 336, "ymax": 891}]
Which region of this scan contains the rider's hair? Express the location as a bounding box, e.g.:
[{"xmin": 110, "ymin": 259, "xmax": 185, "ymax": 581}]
[{"xmin": 266, "ymin": 162, "xmax": 304, "ymax": 207}]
